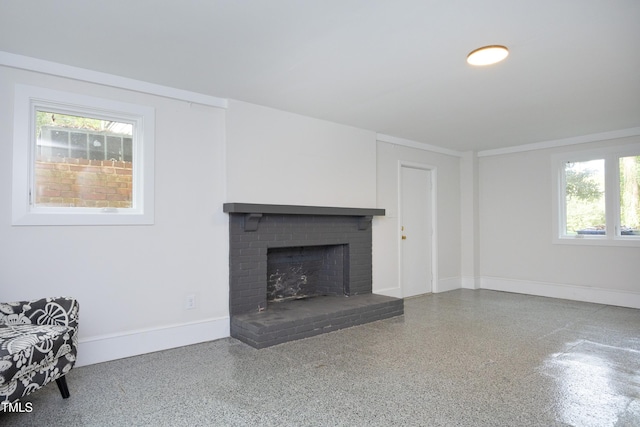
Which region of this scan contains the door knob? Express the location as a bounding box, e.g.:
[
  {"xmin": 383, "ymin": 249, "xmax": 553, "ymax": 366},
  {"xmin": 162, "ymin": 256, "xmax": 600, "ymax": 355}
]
[{"xmin": 402, "ymin": 235, "xmax": 407, "ymax": 240}]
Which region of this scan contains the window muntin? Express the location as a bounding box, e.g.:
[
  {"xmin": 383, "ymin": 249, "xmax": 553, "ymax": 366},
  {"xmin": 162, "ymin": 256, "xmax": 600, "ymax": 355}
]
[
  {"xmin": 555, "ymin": 145, "xmax": 640, "ymax": 245},
  {"xmin": 12, "ymin": 84, "xmax": 154, "ymax": 225}
]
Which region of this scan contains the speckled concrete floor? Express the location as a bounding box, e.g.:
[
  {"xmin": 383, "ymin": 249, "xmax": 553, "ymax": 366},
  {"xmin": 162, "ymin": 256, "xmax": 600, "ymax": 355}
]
[{"xmin": 2, "ymin": 289, "xmax": 639, "ymax": 426}]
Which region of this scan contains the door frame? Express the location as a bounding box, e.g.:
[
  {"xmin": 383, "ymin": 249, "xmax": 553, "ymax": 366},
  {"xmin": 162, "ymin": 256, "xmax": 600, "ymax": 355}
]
[{"xmin": 397, "ymin": 161, "xmax": 439, "ymax": 295}]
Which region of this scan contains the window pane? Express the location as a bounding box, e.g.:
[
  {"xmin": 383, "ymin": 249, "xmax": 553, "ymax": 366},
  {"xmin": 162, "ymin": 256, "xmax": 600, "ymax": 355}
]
[
  {"xmin": 106, "ymin": 136, "xmax": 122, "ymax": 161},
  {"xmin": 564, "ymin": 159, "xmax": 605, "ymax": 235},
  {"xmin": 620, "ymin": 156, "xmax": 640, "ymax": 236},
  {"xmin": 88, "ymin": 134, "xmax": 105, "ymax": 160},
  {"xmin": 70, "ymin": 131, "xmax": 87, "ymax": 159},
  {"xmin": 123, "ymin": 137, "xmax": 133, "ymax": 162},
  {"xmin": 35, "ymin": 110, "xmax": 134, "ymax": 208},
  {"xmin": 50, "ymin": 129, "xmax": 69, "ymax": 158}
]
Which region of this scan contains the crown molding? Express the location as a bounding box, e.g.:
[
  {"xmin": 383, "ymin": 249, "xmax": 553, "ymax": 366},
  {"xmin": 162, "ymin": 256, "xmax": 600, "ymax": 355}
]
[
  {"xmin": 376, "ymin": 134, "xmax": 463, "ymax": 157},
  {"xmin": 477, "ymin": 127, "xmax": 640, "ymax": 157},
  {"xmin": 0, "ymin": 51, "xmax": 228, "ymax": 109}
]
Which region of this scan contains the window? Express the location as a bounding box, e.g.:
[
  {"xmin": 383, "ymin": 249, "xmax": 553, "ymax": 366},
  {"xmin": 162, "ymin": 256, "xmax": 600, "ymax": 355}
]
[
  {"xmin": 554, "ymin": 144, "xmax": 640, "ymax": 245},
  {"xmin": 12, "ymin": 84, "xmax": 155, "ymax": 225}
]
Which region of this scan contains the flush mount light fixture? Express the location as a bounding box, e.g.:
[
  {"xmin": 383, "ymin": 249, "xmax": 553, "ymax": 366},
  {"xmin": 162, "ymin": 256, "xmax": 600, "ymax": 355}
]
[{"xmin": 466, "ymin": 45, "xmax": 509, "ymax": 66}]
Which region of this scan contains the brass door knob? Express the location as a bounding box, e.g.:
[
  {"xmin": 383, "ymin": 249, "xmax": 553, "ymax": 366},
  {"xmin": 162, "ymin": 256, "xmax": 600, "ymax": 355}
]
[{"xmin": 402, "ymin": 235, "xmax": 407, "ymax": 240}]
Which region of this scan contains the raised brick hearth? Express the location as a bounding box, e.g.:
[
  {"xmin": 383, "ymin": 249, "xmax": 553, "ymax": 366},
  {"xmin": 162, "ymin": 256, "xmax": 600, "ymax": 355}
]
[{"xmin": 224, "ymin": 203, "xmax": 404, "ymax": 348}]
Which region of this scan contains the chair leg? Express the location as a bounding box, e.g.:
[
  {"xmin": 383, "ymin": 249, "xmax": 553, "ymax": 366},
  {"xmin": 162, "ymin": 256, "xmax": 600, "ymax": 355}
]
[{"xmin": 55, "ymin": 376, "xmax": 70, "ymax": 399}]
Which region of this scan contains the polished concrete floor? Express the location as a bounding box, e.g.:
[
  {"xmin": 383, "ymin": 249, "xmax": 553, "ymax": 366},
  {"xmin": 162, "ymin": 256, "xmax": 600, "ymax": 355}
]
[{"xmin": 2, "ymin": 289, "xmax": 639, "ymax": 426}]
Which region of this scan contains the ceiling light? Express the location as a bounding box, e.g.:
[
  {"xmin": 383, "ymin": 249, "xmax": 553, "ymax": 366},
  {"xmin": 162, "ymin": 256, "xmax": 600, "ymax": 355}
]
[{"xmin": 466, "ymin": 45, "xmax": 509, "ymax": 66}]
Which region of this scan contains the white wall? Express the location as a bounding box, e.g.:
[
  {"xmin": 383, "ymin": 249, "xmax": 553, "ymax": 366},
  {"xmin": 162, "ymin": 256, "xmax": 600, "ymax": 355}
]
[
  {"xmin": 0, "ymin": 66, "xmax": 230, "ymax": 365},
  {"xmin": 460, "ymin": 151, "xmax": 480, "ymax": 289},
  {"xmin": 374, "ymin": 141, "xmax": 461, "ymax": 297},
  {"xmin": 478, "ymin": 136, "xmax": 640, "ymax": 308},
  {"xmin": 226, "ymin": 100, "xmax": 377, "ymax": 208}
]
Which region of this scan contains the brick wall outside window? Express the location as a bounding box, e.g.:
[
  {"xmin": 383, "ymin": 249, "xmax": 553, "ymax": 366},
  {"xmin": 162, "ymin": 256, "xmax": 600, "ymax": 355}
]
[{"xmin": 34, "ymin": 157, "xmax": 132, "ymax": 208}]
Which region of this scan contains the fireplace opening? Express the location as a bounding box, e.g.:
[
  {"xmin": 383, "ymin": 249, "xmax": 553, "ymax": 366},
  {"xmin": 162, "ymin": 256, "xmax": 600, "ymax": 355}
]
[{"xmin": 267, "ymin": 245, "xmax": 347, "ymax": 303}]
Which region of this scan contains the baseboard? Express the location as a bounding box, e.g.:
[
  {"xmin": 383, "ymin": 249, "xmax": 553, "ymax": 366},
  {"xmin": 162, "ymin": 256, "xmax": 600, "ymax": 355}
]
[
  {"xmin": 76, "ymin": 316, "xmax": 230, "ymax": 367},
  {"xmin": 436, "ymin": 277, "xmax": 461, "ymax": 293},
  {"xmin": 373, "ymin": 287, "xmax": 403, "ymax": 298},
  {"xmin": 461, "ymin": 276, "xmax": 479, "ymax": 290},
  {"xmin": 374, "ymin": 278, "xmax": 462, "ymax": 297},
  {"xmin": 480, "ymin": 276, "xmax": 640, "ymax": 309}
]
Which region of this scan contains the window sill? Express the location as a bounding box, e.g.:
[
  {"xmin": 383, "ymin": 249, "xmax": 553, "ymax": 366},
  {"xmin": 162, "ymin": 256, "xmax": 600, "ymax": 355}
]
[
  {"xmin": 553, "ymin": 236, "xmax": 640, "ymax": 247},
  {"xmin": 12, "ymin": 209, "xmax": 153, "ymax": 226}
]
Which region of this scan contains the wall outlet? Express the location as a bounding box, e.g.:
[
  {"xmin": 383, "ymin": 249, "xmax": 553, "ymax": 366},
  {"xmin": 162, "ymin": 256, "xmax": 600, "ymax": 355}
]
[{"xmin": 185, "ymin": 294, "xmax": 196, "ymax": 310}]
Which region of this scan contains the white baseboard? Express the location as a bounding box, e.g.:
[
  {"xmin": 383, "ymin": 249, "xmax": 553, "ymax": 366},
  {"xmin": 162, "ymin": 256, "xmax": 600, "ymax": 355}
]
[
  {"xmin": 461, "ymin": 276, "xmax": 479, "ymax": 290},
  {"xmin": 76, "ymin": 316, "xmax": 230, "ymax": 367},
  {"xmin": 480, "ymin": 276, "xmax": 640, "ymax": 309},
  {"xmin": 435, "ymin": 277, "xmax": 461, "ymax": 293},
  {"xmin": 373, "ymin": 287, "xmax": 403, "ymax": 298},
  {"xmin": 374, "ymin": 278, "xmax": 462, "ymax": 297}
]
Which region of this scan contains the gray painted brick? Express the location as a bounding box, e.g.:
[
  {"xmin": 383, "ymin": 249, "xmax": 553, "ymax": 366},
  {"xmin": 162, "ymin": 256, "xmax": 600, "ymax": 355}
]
[{"xmin": 227, "ymin": 211, "xmax": 397, "ymax": 345}]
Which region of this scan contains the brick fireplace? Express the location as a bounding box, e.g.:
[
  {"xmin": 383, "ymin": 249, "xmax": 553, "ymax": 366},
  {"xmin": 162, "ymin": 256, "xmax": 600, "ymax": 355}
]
[{"xmin": 223, "ymin": 203, "xmax": 404, "ymax": 348}]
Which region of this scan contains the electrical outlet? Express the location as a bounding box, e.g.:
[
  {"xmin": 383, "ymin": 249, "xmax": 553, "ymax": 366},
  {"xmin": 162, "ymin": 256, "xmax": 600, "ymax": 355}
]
[{"xmin": 185, "ymin": 294, "xmax": 196, "ymax": 310}]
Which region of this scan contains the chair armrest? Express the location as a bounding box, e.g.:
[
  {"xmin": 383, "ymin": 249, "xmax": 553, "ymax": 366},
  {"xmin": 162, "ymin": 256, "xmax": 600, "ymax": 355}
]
[{"xmin": 0, "ymin": 297, "xmax": 79, "ymax": 329}]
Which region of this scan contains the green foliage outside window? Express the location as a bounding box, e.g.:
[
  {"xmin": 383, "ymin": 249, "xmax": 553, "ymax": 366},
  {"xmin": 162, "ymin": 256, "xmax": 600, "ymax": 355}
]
[
  {"xmin": 565, "ymin": 160, "xmax": 605, "ymax": 234},
  {"xmin": 620, "ymin": 156, "xmax": 640, "ymax": 232},
  {"xmin": 36, "ymin": 111, "xmax": 106, "ymax": 136}
]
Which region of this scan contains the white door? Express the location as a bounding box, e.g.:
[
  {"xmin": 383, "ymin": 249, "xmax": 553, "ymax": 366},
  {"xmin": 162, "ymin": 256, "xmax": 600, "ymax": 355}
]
[{"xmin": 400, "ymin": 166, "xmax": 433, "ymax": 297}]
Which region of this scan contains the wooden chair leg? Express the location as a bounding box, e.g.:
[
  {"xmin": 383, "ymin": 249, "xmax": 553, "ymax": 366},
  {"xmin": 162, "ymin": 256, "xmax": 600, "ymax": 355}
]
[{"xmin": 55, "ymin": 376, "xmax": 70, "ymax": 399}]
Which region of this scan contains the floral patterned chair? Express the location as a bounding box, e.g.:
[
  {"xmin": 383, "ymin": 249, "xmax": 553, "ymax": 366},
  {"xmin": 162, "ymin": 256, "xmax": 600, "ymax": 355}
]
[{"xmin": 0, "ymin": 297, "xmax": 79, "ymax": 405}]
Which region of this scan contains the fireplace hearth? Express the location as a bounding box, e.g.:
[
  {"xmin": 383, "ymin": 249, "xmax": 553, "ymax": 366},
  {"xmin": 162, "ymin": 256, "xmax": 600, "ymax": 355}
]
[{"xmin": 224, "ymin": 203, "xmax": 404, "ymax": 348}]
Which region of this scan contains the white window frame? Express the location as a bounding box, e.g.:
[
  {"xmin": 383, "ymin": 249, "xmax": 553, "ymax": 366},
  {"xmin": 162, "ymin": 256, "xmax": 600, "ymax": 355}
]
[
  {"xmin": 12, "ymin": 84, "xmax": 155, "ymax": 225},
  {"xmin": 552, "ymin": 143, "xmax": 640, "ymax": 247}
]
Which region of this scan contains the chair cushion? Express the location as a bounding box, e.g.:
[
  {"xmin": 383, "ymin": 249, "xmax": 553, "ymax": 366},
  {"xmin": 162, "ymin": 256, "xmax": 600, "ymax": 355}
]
[{"xmin": 0, "ymin": 324, "xmax": 74, "ymax": 385}]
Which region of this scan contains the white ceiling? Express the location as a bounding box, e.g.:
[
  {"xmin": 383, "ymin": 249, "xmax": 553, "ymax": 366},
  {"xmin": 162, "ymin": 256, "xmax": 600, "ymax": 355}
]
[{"xmin": 1, "ymin": 0, "xmax": 639, "ymax": 152}]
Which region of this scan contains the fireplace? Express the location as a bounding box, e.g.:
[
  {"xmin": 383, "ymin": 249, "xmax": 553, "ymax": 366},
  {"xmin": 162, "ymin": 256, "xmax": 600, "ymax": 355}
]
[{"xmin": 224, "ymin": 203, "xmax": 404, "ymax": 348}]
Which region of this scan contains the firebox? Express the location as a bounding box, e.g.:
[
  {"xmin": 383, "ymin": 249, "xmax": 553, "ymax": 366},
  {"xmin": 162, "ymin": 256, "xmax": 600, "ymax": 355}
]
[{"xmin": 267, "ymin": 245, "xmax": 347, "ymax": 302}]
